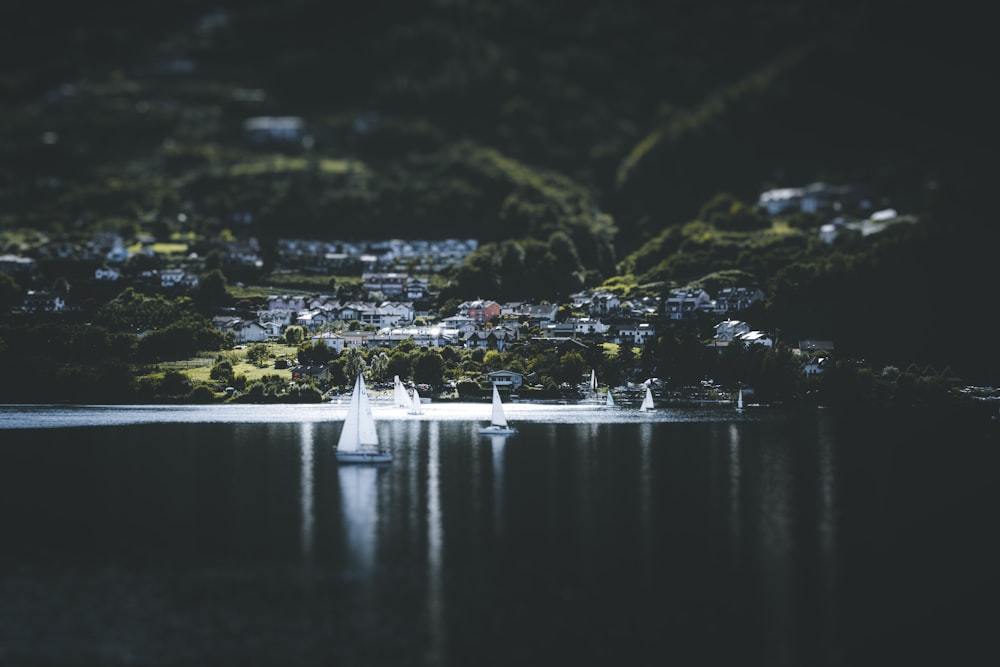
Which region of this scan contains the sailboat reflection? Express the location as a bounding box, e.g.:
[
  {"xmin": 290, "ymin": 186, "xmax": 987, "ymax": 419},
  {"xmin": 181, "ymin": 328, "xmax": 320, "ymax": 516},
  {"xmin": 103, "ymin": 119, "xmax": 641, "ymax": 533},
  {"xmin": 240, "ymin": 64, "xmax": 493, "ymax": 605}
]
[
  {"xmin": 426, "ymin": 421, "xmax": 445, "ymax": 664},
  {"xmin": 489, "ymin": 434, "xmax": 506, "ymax": 536},
  {"xmin": 339, "ymin": 464, "xmax": 380, "ymax": 576},
  {"xmin": 299, "ymin": 422, "xmax": 315, "ymax": 564}
]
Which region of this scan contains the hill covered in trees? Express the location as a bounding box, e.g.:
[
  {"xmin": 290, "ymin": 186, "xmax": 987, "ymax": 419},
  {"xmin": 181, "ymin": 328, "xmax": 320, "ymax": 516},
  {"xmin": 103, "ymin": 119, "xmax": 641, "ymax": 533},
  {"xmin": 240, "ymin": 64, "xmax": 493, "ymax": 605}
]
[{"xmin": 1, "ymin": 0, "xmax": 996, "ymax": 382}]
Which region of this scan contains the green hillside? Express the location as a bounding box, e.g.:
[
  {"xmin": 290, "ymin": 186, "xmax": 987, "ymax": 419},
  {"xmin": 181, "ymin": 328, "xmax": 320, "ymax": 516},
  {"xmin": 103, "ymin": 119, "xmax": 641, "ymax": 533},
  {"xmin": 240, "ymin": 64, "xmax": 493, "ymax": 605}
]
[{"xmin": 1, "ymin": 0, "xmax": 995, "ymax": 380}]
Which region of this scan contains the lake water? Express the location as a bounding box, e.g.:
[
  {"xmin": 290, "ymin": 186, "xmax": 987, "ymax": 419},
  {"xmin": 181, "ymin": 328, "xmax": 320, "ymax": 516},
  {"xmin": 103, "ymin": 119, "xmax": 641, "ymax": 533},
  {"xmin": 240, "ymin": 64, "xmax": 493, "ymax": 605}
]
[{"xmin": 1, "ymin": 402, "xmax": 998, "ymax": 666}]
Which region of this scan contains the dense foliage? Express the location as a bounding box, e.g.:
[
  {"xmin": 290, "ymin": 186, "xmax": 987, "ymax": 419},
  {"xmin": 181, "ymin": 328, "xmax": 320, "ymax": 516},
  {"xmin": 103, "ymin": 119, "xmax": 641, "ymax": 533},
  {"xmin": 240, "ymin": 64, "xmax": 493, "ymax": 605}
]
[{"xmin": 0, "ymin": 0, "xmax": 995, "ymax": 397}]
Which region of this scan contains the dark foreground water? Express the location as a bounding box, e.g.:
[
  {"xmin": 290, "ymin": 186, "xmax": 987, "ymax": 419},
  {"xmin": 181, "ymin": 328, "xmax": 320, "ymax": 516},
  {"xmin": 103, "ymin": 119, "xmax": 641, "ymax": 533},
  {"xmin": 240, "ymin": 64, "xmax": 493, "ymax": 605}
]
[{"xmin": 1, "ymin": 402, "xmax": 998, "ymax": 666}]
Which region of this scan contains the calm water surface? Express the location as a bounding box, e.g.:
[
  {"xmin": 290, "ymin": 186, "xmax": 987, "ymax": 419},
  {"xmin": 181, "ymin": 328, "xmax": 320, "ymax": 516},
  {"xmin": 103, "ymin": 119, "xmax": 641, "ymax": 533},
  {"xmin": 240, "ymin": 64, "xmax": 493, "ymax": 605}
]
[{"xmin": 1, "ymin": 402, "xmax": 998, "ymax": 666}]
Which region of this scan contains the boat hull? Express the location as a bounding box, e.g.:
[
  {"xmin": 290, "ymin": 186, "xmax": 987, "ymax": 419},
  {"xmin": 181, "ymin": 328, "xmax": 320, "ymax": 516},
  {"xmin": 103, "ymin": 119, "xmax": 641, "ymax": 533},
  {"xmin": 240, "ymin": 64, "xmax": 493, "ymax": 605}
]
[
  {"xmin": 478, "ymin": 425, "xmax": 517, "ymax": 436},
  {"xmin": 336, "ymin": 450, "xmax": 393, "ymax": 464}
]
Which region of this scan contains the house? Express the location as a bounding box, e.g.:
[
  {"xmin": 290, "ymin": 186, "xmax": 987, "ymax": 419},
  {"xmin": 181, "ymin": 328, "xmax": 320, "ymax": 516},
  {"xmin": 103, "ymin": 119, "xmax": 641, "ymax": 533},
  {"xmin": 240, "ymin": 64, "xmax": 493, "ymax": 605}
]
[
  {"xmin": 242, "ymin": 116, "xmax": 305, "ymax": 144},
  {"xmin": 291, "ymin": 365, "xmax": 330, "ymax": 382},
  {"xmin": 464, "ymin": 328, "xmax": 515, "ymax": 352},
  {"xmin": 757, "ymin": 182, "xmax": 871, "ymax": 216},
  {"xmin": 803, "ymin": 355, "xmax": 829, "ymax": 376},
  {"xmin": 734, "ymin": 330, "xmax": 774, "ymax": 347},
  {"xmin": 519, "ymin": 303, "xmax": 560, "ymax": 326},
  {"xmin": 22, "ymin": 290, "xmax": 66, "ymax": 312},
  {"xmin": 310, "ymin": 332, "xmax": 345, "ymax": 354},
  {"xmin": 405, "ymin": 277, "xmax": 429, "ymax": 300},
  {"xmin": 94, "ymin": 266, "xmax": 122, "ymax": 281},
  {"xmin": 0, "ymin": 254, "xmax": 37, "ymax": 276},
  {"xmin": 267, "ymin": 294, "xmax": 308, "ymax": 312},
  {"xmin": 213, "ymin": 316, "xmax": 270, "ymax": 343},
  {"xmin": 363, "ymin": 272, "xmax": 408, "ymax": 297},
  {"xmin": 615, "ymin": 321, "xmax": 656, "ymax": 346},
  {"xmin": 439, "ymin": 315, "xmax": 478, "ymax": 336},
  {"xmin": 487, "ymin": 369, "xmax": 524, "ymax": 390},
  {"xmin": 570, "ymin": 317, "xmax": 611, "ymax": 336},
  {"xmin": 712, "ymin": 287, "xmax": 764, "ymax": 313},
  {"xmin": 234, "ymin": 320, "xmax": 270, "ymax": 343},
  {"xmin": 341, "ymin": 331, "xmax": 377, "ymax": 348},
  {"xmin": 158, "ymin": 268, "xmax": 199, "ymax": 290},
  {"xmin": 459, "ymin": 299, "xmax": 501, "ymax": 324},
  {"xmin": 542, "ymin": 321, "xmax": 576, "ymax": 338},
  {"xmin": 664, "ymin": 289, "xmax": 712, "ymax": 320},
  {"xmin": 590, "ymin": 291, "xmax": 622, "ymax": 316},
  {"xmin": 798, "ymin": 339, "xmax": 835, "ymax": 354},
  {"xmin": 714, "ymin": 319, "xmax": 751, "ymax": 343}
]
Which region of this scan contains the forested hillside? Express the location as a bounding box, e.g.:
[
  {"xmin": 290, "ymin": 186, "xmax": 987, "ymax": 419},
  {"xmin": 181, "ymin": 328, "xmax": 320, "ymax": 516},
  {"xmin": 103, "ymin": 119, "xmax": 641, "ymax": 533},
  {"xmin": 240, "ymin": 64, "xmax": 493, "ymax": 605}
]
[{"xmin": 1, "ymin": 0, "xmax": 995, "ymax": 380}]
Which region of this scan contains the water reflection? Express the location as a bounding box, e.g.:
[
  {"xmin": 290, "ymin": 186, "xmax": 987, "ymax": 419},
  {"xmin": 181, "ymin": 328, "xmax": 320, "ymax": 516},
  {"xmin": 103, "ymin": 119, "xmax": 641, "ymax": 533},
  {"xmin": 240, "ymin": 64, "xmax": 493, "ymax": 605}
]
[
  {"xmin": 489, "ymin": 435, "xmax": 505, "ymax": 537},
  {"xmin": 728, "ymin": 423, "xmax": 741, "ymax": 566},
  {"xmin": 817, "ymin": 413, "xmax": 840, "ymax": 659},
  {"xmin": 638, "ymin": 421, "xmax": 653, "ymax": 580},
  {"xmin": 338, "ymin": 462, "xmax": 381, "ymax": 631},
  {"xmin": 426, "ymin": 421, "xmax": 445, "ymax": 665},
  {"xmin": 299, "ymin": 422, "xmax": 315, "ymax": 564},
  {"xmin": 758, "ymin": 441, "xmax": 794, "ymax": 665}
]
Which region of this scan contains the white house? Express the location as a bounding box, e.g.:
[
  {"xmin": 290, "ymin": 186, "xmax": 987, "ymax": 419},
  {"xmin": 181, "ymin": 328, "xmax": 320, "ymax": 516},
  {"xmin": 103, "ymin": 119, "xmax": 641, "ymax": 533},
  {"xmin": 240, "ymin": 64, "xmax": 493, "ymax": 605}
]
[
  {"xmin": 310, "ymin": 332, "xmax": 345, "ymax": 354},
  {"xmin": 734, "ymin": 330, "xmax": 774, "ymax": 347},
  {"xmin": 714, "ymin": 319, "xmax": 752, "ymax": 342},
  {"xmin": 487, "ymin": 369, "xmax": 524, "ymax": 390},
  {"xmin": 234, "ymin": 320, "xmax": 270, "ymax": 343},
  {"xmin": 616, "ymin": 321, "xmax": 656, "ymax": 346},
  {"xmin": 94, "ymin": 266, "xmax": 122, "ymax": 281}
]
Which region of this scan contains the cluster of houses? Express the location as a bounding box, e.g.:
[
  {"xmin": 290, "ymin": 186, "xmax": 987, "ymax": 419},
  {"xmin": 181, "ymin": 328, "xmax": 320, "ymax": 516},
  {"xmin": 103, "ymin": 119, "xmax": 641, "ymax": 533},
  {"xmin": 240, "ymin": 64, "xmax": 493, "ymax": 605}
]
[
  {"xmin": 208, "ymin": 286, "xmax": 832, "ymax": 371},
  {"xmin": 276, "ymin": 238, "xmax": 477, "ymax": 276}
]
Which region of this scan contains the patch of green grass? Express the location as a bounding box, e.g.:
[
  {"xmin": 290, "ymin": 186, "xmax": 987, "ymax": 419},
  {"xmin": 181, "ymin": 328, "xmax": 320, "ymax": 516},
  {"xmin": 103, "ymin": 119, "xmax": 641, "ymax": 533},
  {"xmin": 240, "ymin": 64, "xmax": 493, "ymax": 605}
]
[{"xmin": 142, "ymin": 343, "xmax": 301, "ymax": 384}]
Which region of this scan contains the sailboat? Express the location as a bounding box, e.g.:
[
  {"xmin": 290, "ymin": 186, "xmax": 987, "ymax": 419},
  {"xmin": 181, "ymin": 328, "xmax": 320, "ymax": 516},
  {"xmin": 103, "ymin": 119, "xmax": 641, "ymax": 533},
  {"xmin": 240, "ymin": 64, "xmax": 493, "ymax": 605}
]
[
  {"xmin": 736, "ymin": 387, "xmax": 744, "ymax": 412},
  {"xmin": 478, "ymin": 383, "xmax": 517, "ymax": 436},
  {"xmin": 336, "ymin": 372, "xmax": 392, "ymax": 463},
  {"xmin": 393, "ymin": 375, "xmax": 410, "ymax": 408},
  {"xmin": 603, "ymin": 388, "xmax": 615, "ymax": 408},
  {"xmin": 408, "ymin": 387, "xmax": 424, "ymax": 415},
  {"xmin": 581, "ymin": 369, "xmax": 603, "ymax": 404},
  {"xmin": 639, "ymin": 386, "xmax": 655, "ymax": 412}
]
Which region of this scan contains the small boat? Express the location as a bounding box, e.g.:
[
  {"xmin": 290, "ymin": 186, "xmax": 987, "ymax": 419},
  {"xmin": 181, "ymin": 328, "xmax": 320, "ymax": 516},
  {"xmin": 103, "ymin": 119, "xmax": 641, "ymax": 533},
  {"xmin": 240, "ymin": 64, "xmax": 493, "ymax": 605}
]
[
  {"xmin": 479, "ymin": 383, "xmax": 517, "ymax": 436},
  {"xmin": 603, "ymin": 389, "xmax": 615, "ymax": 408},
  {"xmin": 393, "ymin": 374, "xmax": 410, "ymax": 408},
  {"xmin": 639, "ymin": 386, "xmax": 655, "ymax": 412},
  {"xmin": 579, "ymin": 369, "xmax": 604, "ymax": 404},
  {"xmin": 336, "ymin": 372, "xmax": 392, "ymax": 464},
  {"xmin": 736, "ymin": 388, "xmax": 744, "ymax": 412},
  {"xmin": 407, "ymin": 387, "xmax": 424, "ymax": 415}
]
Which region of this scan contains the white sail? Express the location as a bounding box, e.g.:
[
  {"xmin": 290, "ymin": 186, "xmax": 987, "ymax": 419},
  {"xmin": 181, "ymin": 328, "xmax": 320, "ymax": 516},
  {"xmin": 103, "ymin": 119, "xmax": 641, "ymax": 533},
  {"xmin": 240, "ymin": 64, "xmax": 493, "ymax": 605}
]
[
  {"xmin": 408, "ymin": 387, "xmax": 424, "ymax": 415},
  {"xmin": 394, "ymin": 375, "xmax": 410, "ymax": 408},
  {"xmin": 606, "ymin": 390, "xmax": 615, "ymax": 407},
  {"xmin": 640, "ymin": 386, "xmax": 655, "ymax": 412},
  {"xmin": 338, "ymin": 373, "xmax": 379, "ymax": 453},
  {"xmin": 490, "ymin": 383, "xmax": 508, "ymax": 428},
  {"xmin": 590, "ymin": 369, "xmax": 598, "ymax": 394},
  {"xmin": 737, "ymin": 388, "xmax": 744, "ymax": 410}
]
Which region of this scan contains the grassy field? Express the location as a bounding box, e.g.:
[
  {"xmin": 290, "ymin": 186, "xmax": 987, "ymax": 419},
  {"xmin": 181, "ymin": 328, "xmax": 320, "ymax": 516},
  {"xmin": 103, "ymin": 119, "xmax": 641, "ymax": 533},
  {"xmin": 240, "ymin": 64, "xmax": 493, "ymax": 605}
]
[{"xmin": 142, "ymin": 343, "xmax": 301, "ymax": 384}]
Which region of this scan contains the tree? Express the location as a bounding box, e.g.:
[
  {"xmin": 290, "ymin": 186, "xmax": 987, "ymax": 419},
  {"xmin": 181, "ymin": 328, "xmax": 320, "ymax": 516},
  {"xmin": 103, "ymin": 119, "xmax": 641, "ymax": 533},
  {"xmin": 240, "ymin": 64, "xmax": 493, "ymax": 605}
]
[
  {"xmin": 247, "ymin": 343, "xmax": 270, "ymax": 366},
  {"xmin": 191, "ymin": 268, "xmax": 232, "ymax": 311},
  {"xmin": 615, "ymin": 341, "xmax": 636, "ymax": 381},
  {"xmin": 370, "ymin": 351, "xmax": 390, "ymax": 383},
  {"xmin": 483, "ymin": 349, "xmax": 503, "ymax": 372},
  {"xmin": 210, "ymin": 359, "xmax": 235, "ymax": 383},
  {"xmin": 413, "ymin": 349, "xmax": 445, "ymax": 386},
  {"xmin": 557, "ymin": 350, "xmax": 586, "ymax": 385},
  {"xmin": 284, "ymin": 325, "xmax": 305, "ymax": 345},
  {"xmin": 343, "ymin": 347, "xmax": 366, "ymax": 382},
  {"xmin": 0, "ymin": 273, "xmax": 23, "ymax": 312}
]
